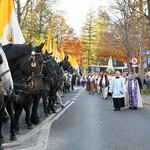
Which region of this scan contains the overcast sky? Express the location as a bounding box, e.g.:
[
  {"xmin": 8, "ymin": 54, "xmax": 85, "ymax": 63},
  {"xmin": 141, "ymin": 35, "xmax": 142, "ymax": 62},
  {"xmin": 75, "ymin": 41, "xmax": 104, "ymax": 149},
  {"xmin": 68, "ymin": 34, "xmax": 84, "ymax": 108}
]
[{"xmin": 55, "ymin": 0, "xmax": 110, "ymax": 36}]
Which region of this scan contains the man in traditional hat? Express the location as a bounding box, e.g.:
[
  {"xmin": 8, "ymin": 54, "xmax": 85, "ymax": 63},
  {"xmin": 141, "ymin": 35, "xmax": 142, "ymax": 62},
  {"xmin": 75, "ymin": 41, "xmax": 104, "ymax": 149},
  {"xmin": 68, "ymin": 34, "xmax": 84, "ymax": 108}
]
[{"xmin": 99, "ymin": 71, "xmax": 109, "ymax": 99}]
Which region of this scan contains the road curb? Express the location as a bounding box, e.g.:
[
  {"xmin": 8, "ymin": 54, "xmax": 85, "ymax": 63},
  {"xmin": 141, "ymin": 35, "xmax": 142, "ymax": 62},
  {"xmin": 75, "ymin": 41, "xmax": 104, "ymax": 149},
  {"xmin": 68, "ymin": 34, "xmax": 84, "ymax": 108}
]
[
  {"xmin": 2, "ymin": 101, "xmax": 73, "ymax": 150},
  {"xmin": 143, "ymin": 100, "xmax": 150, "ymax": 108}
]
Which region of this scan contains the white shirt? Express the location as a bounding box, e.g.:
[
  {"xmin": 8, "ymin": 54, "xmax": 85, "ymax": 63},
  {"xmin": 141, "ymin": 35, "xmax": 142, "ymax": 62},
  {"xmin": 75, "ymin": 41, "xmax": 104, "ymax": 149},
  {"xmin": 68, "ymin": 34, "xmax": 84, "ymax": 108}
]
[{"xmin": 109, "ymin": 76, "xmax": 126, "ymax": 98}]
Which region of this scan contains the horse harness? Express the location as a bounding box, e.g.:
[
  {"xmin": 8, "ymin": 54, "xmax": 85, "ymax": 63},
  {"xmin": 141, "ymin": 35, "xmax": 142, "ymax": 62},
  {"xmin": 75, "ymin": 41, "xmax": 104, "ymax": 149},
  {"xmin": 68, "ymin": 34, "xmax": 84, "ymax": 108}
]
[{"xmin": 19, "ymin": 50, "xmax": 43, "ymax": 89}]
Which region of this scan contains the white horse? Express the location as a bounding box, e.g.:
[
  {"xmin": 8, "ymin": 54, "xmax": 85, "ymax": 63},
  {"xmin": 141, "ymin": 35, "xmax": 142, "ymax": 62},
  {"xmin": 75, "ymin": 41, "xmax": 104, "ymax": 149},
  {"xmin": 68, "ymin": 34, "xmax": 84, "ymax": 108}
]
[{"xmin": 0, "ymin": 45, "xmax": 13, "ymax": 95}]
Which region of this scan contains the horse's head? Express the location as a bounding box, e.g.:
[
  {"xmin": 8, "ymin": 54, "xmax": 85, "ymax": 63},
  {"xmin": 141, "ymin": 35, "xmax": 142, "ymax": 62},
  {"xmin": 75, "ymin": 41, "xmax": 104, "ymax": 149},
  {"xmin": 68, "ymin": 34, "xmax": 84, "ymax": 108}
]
[
  {"xmin": 60, "ymin": 56, "xmax": 75, "ymax": 74},
  {"xmin": 18, "ymin": 48, "xmax": 44, "ymax": 92},
  {"xmin": 41, "ymin": 54, "xmax": 60, "ymax": 88},
  {"xmin": 0, "ymin": 46, "xmax": 13, "ymax": 95}
]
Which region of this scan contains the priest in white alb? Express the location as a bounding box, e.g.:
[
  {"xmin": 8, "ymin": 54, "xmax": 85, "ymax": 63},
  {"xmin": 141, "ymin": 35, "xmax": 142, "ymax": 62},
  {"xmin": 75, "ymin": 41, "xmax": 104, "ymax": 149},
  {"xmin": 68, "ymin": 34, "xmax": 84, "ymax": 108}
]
[{"xmin": 109, "ymin": 71, "xmax": 126, "ymax": 111}]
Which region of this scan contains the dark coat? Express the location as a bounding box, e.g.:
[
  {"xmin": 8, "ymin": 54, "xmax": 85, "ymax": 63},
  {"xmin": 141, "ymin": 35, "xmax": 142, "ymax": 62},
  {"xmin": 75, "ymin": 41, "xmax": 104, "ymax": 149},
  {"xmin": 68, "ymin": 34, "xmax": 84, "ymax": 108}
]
[
  {"xmin": 99, "ymin": 74, "xmax": 109, "ymax": 87},
  {"xmin": 136, "ymin": 77, "xmax": 143, "ymax": 90}
]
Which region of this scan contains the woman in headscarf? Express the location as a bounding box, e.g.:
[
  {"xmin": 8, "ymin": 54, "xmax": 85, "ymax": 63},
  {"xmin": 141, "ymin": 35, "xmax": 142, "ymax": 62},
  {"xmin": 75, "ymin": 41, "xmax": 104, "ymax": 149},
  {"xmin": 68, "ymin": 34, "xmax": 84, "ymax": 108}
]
[{"xmin": 86, "ymin": 73, "xmax": 96, "ymax": 94}]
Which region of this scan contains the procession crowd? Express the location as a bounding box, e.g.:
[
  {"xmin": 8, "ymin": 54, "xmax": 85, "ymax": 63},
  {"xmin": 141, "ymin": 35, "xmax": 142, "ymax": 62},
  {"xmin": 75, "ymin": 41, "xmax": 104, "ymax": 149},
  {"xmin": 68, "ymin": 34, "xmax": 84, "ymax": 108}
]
[{"xmin": 79, "ymin": 70, "xmax": 150, "ymax": 111}]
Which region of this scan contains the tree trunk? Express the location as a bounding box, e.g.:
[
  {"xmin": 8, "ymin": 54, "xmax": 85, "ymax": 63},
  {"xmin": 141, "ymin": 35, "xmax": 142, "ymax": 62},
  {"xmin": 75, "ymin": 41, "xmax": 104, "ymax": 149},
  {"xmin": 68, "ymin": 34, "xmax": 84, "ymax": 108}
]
[
  {"xmin": 147, "ymin": 0, "xmax": 150, "ymax": 50},
  {"xmin": 140, "ymin": 28, "xmax": 145, "ymax": 85},
  {"xmin": 16, "ymin": 0, "xmax": 21, "ymax": 24}
]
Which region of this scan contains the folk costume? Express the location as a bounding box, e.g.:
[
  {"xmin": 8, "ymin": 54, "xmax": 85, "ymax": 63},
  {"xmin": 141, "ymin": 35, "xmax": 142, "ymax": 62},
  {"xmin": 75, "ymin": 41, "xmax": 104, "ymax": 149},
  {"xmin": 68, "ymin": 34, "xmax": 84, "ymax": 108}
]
[
  {"xmin": 97, "ymin": 74, "xmax": 102, "ymax": 94},
  {"xmin": 86, "ymin": 75, "xmax": 96, "ymax": 94},
  {"xmin": 99, "ymin": 72, "xmax": 109, "ymax": 99},
  {"xmin": 125, "ymin": 76, "xmax": 143, "ymax": 109},
  {"xmin": 109, "ymin": 71, "xmax": 126, "ymax": 111},
  {"xmin": 135, "ymin": 73, "xmax": 143, "ymax": 92}
]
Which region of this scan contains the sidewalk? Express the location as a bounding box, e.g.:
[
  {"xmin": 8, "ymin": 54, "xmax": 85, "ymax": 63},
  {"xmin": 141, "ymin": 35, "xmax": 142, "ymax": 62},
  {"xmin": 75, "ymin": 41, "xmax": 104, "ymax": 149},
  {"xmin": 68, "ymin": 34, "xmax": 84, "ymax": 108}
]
[{"xmin": 142, "ymin": 94, "xmax": 150, "ymax": 108}]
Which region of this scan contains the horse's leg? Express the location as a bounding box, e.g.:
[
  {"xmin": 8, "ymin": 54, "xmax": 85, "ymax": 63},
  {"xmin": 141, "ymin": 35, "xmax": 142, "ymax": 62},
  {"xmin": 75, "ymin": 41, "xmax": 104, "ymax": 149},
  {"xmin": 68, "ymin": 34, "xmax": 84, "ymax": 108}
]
[
  {"xmin": 0, "ymin": 108, "xmax": 5, "ymax": 143},
  {"xmin": 3, "ymin": 109, "xmax": 9, "ymax": 124},
  {"xmin": 63, "ymin": 83, "xmax": 66, "ymax": 93},
  {"xmin": 48, "ymin": 94, "xmax": 57, "ymax": 113},
  {"xmin": 0, "ymin": 92, "xmax": 5, "ymax": 143},
  {"xmin": 30, "ymin": 94, "xmax": 40, "ymax": 125},
  {"xmin": 42, "ymin": 93, "xmax": 48, "ymax": 116},
  {"xmin": 23, "ymin": 96, "xmax": 33, "ymax": 129},
  {"xmin": 46, "ymin": 97, "xmax": 51, "ymax": 114},
  {"xmin": 14, "ymin": 100, "xmax": 23, "ymax": 134},
  {"xmin": 71, "ymin": 80, "xmax": 74, "ymax": 90},
  {"xmin": 5, "ymin": 97, "xmax": 17, "ymax": 141},
  {"xmin": 0, "ymin": 96, "xmax": 5, "ymax": 143}
]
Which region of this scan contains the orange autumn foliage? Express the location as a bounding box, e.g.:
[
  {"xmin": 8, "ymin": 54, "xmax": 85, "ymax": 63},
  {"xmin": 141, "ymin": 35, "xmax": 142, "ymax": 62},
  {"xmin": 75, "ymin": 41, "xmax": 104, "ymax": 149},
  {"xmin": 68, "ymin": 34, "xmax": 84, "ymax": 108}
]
[
  {"xmin": 61, "ymin": 37, "xmax": 83, "ymax": 66},
  {"xmin": 97, "ymin": 31, "xmax": 127, "ymax": 62}
]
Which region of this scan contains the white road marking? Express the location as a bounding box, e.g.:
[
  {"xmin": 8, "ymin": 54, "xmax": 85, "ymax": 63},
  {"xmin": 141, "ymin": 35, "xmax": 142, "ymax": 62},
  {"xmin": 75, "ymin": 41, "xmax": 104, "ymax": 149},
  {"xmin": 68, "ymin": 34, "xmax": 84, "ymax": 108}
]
[
  {"xmin": 4, "ymin": 87, "xmax": 85, "ymax": 150},
  {"xmin": 4, "ymin": 101, "xmax": 74, "ymax": 150},
  {"xmin": 74, "ymin": 95, "xmax": 78, "ymax": 98}
]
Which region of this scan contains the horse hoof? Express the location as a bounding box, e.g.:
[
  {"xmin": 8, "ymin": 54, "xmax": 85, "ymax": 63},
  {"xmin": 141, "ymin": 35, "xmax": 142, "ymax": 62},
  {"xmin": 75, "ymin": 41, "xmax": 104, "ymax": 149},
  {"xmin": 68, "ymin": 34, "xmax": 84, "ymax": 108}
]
[
  {"xmin": 9, "ymin": 135, "xmax": 17, "ymax": 141},
  {"xmin": 0, "ymin": 144, "xmax": 4, "ymax": 150},
  {"xmin": 0, "ymin": 136, "xmax": 5, "ymax": 143},
  {"xmin": 45, "ymin": 114, "xmax": 49, "ymax": 117},
  {"xmin": 33, "ymin": 122, "xmax": 40, "ymax": 125},
  {"xmin": 30, "ymin": 119, "xmax": 40, "ymax": 125},
  {"xmin": 61, "ymin": 105, "xmax": 65, "ymax": 108},
  {"xmin": 48, "ymin": 111, "xmax": 51, "ymax": 114},
  {"xmin": 15, "ymin": 129, "xmax": 21, "ymax": 135},
  {"xmin": 52, "ymin": 110, "xmax": 57, "ymax": 113},
  {"xmin": 27, "ymin": 124, "xmax": 34, "ymax": 129}
]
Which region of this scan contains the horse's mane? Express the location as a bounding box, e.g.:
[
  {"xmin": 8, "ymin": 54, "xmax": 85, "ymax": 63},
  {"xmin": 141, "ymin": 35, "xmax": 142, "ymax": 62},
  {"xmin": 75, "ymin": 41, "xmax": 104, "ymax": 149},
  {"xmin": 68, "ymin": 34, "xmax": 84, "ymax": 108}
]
[{"xmin": 2, "ymin": 44, "xmax": 32, "ymax": 52}]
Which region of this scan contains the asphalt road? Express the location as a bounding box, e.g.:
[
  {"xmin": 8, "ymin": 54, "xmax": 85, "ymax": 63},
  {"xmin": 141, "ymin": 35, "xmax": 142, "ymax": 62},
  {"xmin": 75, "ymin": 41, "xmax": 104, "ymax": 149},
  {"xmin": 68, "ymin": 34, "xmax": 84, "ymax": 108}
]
[
  {"xmin": 47, "ymin": 87, "xmax": 150, "ymax": 150},
  {"xmin": 2, "ymin": 86, "xmax": 150, "ymax": 150}
]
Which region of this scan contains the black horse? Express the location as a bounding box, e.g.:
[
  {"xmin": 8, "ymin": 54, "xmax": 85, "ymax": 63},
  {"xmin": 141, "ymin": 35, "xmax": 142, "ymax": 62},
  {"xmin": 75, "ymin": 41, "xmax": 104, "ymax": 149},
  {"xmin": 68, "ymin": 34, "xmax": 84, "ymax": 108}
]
[
  {"xmin": 0, "ymin": 43, "xmax": 44, "ymax": 141},
  {"xmin": 31, "ymin": 54, "xmax": 74, "ymax": 119},
  {"xmin": 12, "ymin": 51, "xmax": 44, "ymax": 134},
  {"xmin": 60, "ymin": 56, "xmax": 75, "ymax": 92},
  {"xmin": 60, "ymin": 56, "xmax": 75, "ymax": 74},
  {"xmin": 31, "ymin": 54, "xmax": 60, "ymax": 120}
]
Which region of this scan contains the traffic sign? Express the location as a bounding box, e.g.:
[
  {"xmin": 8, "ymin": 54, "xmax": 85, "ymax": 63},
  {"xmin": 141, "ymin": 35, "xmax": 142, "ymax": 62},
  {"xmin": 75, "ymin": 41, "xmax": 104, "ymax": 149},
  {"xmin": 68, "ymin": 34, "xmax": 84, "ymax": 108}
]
[
  {"xmin": 144, "ymin": 63, "xmax": 147, "ymax": 68},
  {"xmin": 132, "ymin": 64, "xmax": 137, "ymax": 67},
  {"xmin": 139, "ymin": 51, "xmax": 148, "ymax": 55},
  {"xmin": 146, "ymin": 57, "xmax": 150, "ymax": 66},
  {"xmin": 131, "ymin": 58, "xmax": 138, "ymax": 64}
]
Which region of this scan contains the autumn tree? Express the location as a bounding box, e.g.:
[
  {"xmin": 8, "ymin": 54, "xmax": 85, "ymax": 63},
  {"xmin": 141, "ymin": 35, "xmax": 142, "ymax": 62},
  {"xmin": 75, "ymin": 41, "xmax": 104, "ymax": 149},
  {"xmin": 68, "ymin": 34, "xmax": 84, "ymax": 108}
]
[
  {"xmin": 49, "ymin": 14, "xmax": 76, "ymax": 51},
  {"xmin": 81, "ymin": 9, "xmax": 96, "ymax": 68},
  {"xmin": 108, "ymin": 0, "xmax": 144, "ymax": 73},
  {"xmin": 14, "ymin": 0, "xmax": 58, "ymax": 44},
  {"xmin": 62, "ymin": 37, "xmax": 82, "ymax": 66},
  {"xmin": 109, "ymin": 0, "xmax": 149, "ymax": 76},
  {"xmin": 93, "ymin": 10, "xmax": 110, "ymax": 63},
  {"xmin": 14, "ymin": 0, "xmax": 31, "ymax": 25},
  {"xmin": 97, "ymin": 29, "xmax": 126, "ymax": 63}
]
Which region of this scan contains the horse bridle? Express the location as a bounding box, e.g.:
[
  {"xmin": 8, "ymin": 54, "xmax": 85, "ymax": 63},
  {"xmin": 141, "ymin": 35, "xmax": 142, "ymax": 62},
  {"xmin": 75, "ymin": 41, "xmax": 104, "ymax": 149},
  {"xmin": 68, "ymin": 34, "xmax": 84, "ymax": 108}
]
[
  {"xmin": 19, "ymin": 51, "xmax": 40, "ymax": 68},
  {"xmin": 61, "ymin": 60, "xmax": 73, "ymax": 72},
  {"xmin": 0, "ymin": 69, "xmax": 10, "ymax": 78},
  {"xmin": 18, "ymin": 50, "xmax": 43, "ymax": 90},
  {"xmin": 41, "ymin": 58, "xmax": 61, "ymax": 88},
  {"xmin": 13, "ymin": 81, "xmax": 29, "ymax": 101}
]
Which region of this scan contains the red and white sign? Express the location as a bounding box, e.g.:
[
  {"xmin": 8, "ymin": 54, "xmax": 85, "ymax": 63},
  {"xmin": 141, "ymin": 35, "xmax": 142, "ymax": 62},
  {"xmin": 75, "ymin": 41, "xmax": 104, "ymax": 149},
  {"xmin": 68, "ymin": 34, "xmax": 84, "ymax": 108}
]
[{"xmin": 131, "ymin": 58, "xmax": 138, "ymax": 64}]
